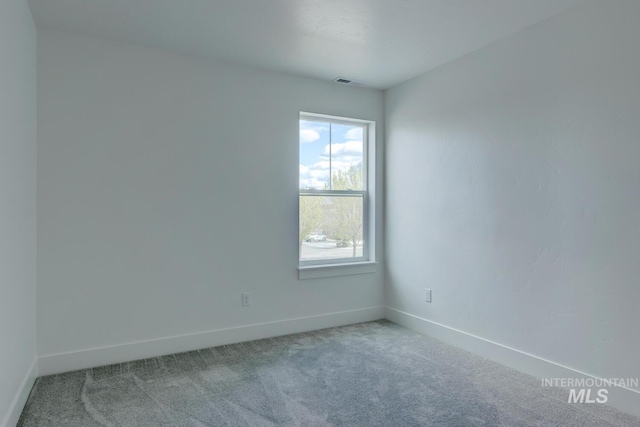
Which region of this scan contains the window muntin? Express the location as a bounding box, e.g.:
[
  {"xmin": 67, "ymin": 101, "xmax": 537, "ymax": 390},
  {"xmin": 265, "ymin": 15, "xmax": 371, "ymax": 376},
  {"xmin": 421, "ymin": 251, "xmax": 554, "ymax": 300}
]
[{"xmin": 299, "ymin": 114, "xmax": 370, "ymax": 266}]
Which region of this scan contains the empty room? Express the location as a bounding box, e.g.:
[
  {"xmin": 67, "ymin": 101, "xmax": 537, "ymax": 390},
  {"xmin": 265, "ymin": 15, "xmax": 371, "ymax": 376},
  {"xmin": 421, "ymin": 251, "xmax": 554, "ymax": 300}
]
[{"xmin": 2, "ymin": 0, "xmax": 639, "ymax": 426}]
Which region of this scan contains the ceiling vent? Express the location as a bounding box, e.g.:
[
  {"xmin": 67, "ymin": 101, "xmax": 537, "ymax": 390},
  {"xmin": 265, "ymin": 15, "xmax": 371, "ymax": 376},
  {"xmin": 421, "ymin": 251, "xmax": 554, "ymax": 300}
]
[{"xmin": 334, "ymin": 77, "xmax": 367, "ymax": 87}]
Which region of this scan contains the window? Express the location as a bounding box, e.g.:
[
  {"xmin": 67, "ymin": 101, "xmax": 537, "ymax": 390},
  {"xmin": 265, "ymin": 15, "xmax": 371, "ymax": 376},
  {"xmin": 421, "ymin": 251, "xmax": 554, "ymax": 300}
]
[{"xmin": 299, "ymin": 113, "xmax": 374, "ymax": 270}]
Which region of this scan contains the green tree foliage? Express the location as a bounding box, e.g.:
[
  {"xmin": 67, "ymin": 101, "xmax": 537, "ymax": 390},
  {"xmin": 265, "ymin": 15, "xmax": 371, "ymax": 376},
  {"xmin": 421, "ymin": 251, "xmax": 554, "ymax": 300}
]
[
  {"xmin": 299, "ymin": 195, "xmax": 323, "ymax": 255},
  {"xmin": 330, "ymin": 163, "xmax": 363, "ymax": 257},
  {"xmin": 330, "ymin": 162, "xmax": 363, "ymax": 191}
]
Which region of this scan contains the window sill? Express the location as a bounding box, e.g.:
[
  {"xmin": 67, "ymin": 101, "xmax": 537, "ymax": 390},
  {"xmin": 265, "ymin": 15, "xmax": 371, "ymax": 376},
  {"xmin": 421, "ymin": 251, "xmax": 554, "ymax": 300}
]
[{"xmin": 298, "ymin": 262, "xmax": 377, "ymax": 280}]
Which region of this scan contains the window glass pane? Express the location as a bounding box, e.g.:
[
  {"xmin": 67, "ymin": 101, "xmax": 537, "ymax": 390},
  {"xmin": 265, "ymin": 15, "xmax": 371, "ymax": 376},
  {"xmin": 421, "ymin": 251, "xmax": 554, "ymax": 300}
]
[
  {"xmin": 299, "ymin": 195, "xmax": 364, "ymax": 261},
  {"xmin": 330, "ymin": 124, "xmax": 364, "ymax": 190},
  {"xmin": 299, "ymin": 120, "xmax": 330, "ymax": 190}
]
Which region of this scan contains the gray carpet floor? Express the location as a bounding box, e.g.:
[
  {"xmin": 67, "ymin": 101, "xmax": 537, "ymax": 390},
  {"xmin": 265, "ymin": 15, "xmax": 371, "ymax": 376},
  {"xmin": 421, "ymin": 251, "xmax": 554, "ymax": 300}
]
[{"xmin": 18, "ymin": 321, "xmax": 640, "ymax": 426}]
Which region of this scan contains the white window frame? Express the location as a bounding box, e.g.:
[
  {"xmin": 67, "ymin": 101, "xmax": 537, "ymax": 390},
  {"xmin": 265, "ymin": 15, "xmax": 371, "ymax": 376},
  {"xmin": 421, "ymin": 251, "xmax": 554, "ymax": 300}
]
[{"xmin": 298, "ymin": 112, "xmax": 377, "ymax": 278}]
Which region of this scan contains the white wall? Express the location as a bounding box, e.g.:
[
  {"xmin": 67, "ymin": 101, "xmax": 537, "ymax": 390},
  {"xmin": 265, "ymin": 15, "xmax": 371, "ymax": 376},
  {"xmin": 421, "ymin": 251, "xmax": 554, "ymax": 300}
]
[
  {"xmin": 386, "ymin": 0, "xmax": 640, "ymax": 392},
  {"xmin": 37, "ymin": 30, "xmax": 384, "ymax": 370},
  {"xmin": 0, "ymin": 0, "xmax": 38, "ymax": 425}
]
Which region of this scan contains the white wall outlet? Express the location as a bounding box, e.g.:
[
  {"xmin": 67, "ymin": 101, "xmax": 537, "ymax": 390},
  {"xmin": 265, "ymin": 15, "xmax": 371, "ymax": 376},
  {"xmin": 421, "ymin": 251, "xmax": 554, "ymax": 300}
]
[
  {"xmin": 242, "ymin": 292, "xmax": 251, "ymax": 306},
  {"xmin": 425, "ymin": 288, "xmax": 432, "ymax": 303}
]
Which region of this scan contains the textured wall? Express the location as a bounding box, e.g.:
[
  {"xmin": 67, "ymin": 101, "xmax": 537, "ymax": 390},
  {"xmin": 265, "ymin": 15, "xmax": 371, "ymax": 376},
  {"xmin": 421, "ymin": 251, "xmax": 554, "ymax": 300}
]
[
  {"xmin": 0, "ymin": 0, "xmax": 37, "ymax": 424},
  {"xmin": 37, "ymin": 30, "xmax": 384, "ymax": 358},
  {"xmin": 385, "ymin": 0, "xmax": 640, "ymax": 389}
]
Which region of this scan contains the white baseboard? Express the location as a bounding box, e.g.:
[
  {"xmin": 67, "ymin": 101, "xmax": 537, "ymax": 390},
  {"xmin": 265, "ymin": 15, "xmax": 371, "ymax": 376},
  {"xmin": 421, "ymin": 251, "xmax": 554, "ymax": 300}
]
[
  {"xmin": 1, "ymin": 357, "xmax": 37, "ymax": 427},
  {"xmin": 385, "ymin": 307, "xmax": 640, "ymax": 418},
  {"xmin": 39, "ymin": 306, "xmax": 385, "ymax": 376}
]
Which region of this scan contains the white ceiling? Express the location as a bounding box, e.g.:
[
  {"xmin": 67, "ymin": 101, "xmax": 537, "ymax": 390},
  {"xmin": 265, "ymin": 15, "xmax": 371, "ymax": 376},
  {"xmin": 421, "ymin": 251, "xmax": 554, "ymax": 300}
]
[{"xmin": 27, "ymin": 0, "xmax": 583, "ymax": 89}]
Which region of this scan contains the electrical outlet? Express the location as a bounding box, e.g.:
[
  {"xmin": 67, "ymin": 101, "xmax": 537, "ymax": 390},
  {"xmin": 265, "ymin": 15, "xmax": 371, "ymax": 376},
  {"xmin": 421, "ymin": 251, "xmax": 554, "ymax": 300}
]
[
  {"xmin": 242, "ymin": 292, "xmax": 251, "ymax": 307},
  {"xmin": 425, "ymin": 289, "xmax": 432, "ymax": 303}
]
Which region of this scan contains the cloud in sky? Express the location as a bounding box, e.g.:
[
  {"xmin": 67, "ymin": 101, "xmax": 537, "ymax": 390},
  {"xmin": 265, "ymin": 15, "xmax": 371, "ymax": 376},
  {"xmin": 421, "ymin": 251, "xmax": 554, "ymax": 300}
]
[
  {"xmin": 323, "ymin": 140, "xmax": 363, "ymax": 157},
  {"xmin": 345, "ymin": 127, "xmax": 363, "ymax": 141},
  {"xmin": 300, "ymin": 128, "xmax": 320, "ymax": 143},
  {"xmin": 300, "ymin": 155, "xmax": 363, "ymax": 189},
  {"xmin": 300, "ymin": 120, "xmax": 328, "ymax": 143},
  {"xmin": 300, "ymin": 163, "xmax": 330, "ymax": 189}
]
